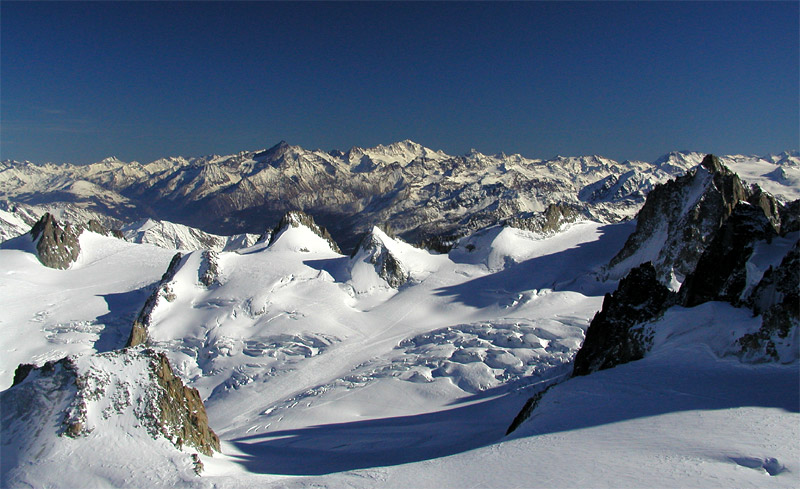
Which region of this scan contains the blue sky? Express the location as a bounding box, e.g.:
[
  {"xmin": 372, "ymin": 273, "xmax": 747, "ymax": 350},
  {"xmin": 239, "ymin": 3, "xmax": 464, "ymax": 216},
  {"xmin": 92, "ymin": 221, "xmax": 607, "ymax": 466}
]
[{"xmin": 1, "ymin": 1, "xmax": 798, "ymax": 164}]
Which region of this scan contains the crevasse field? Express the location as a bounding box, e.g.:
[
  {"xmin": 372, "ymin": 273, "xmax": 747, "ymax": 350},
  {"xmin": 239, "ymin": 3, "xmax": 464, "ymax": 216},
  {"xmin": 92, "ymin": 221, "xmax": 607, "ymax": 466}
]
[{"xmin": 1, "ymin": 218, "xmax": 797, "ymax": 488}]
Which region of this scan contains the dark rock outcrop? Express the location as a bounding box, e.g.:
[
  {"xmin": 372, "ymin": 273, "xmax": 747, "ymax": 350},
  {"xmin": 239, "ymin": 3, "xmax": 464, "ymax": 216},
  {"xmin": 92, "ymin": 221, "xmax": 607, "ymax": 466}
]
[
  {"xmin": 681, "ymin": 201, "xmax": 779, "ymax": 307},
  {"xmin": 268, "ymin": 210, "xmax": 342, "ymax": 254},
  {"xmin": 417, "ymin": 233, "xmax": 463, "ymax": 254},
  {"xmin": 608, "ymin": 155, "xmax": 750, "ymax": 284},
  {"xmin": 778, "ymin": 199, "xmax": 800, "ymax": 234},
  {"xmin": 4, "ymin": 349, "xmax": 220, "ymax": 456},
  {"xmin": 198, "ymin": 250, "xmax": 220, "ymax": 287},
  {"xmin": 30, "ymin": 213, "xmax": 81, "ymax": 269},
  {"xmin": 513, "ymin": 160, "xmax": 797, "ymax": 433},
  {"xmin": 149, "ymin": 351, "xmax": 220, "ymax": 455},
  {"xmin": 126, "ymin": 252, "xmax": 183, "ymax": 347},
  {"xmin": 505, "ymin": 203, "xmax": 583, "ymax": 235},
  {"xmin": 83, "ymin": 219, "xmax": 124, "ymax": 239},
  {"xmin": 505, "ymin": 385, "xmax": 554, "ymax": 435},
  {"xmin": 739, "ymin": 241, "xmax": 800, "ymax": 362},
  {"xmin": 11, "ymin": 363, "xmax": 37, "ymax": 387},
  {"xmin": 352, "ymin": 228, "xmax": 409, "ymax": 288},
  {"xmin": 25, "ymin": 214, "xmax": 125, "ymax": 269},
  {"xmin": 572, "ymin": 262, "xmax": 675, "ymax": 376}
]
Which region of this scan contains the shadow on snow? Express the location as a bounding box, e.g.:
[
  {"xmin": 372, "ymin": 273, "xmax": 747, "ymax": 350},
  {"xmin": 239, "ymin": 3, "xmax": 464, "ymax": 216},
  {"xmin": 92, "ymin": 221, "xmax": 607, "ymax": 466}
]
[
  {"xmin": 94, "ymin": 284, "xmax": 155, "ymax": 352},
  {"xmin": 226, "ymin": 350, "xmax": 798, "ymax": 476},
  {"xmin": 432, "ymin": 223, "xmax": 633, "ymax": 308},
  {"xmin": 227, "ymin": 389, "xmax": 529, "ymax": 476}
]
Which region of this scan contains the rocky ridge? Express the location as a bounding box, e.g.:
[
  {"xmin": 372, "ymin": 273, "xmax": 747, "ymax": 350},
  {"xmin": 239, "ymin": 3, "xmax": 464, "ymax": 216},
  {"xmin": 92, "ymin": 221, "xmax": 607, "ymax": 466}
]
[
  {"xmin": 3, "ymin": 144, "xmax": 777, "ymax": 252},
  {"xmin": 509, "ymin": 155, "xmax": 799, "ymax": 433},
  {"xmin": 269, "ymin": 210, "xmax": 342, "ymax": 254},
  {"xmin": 607, "ymin": 155, "xmax": 787, "ymax": 286},
  {"xmin": 29, "ymin": 213, "xmax": 82, "ymax": 269},
  {"xmin": 126, "ymin": 253, "xmax": 184, "ymax": 347},
  {"xmin": 4, "ymin": 348, "xmax": 219, "ymax": 458},
  {"xmin": 24, "ymin": 213, "xmax": 121, "ymax": 269},
  {"xmin": 351, "ymin": 227, "xmax": 410, "ymax": 288},
  {"xmin": 577, "ymin": 156, "xmax": 798, "ymax": 376}
]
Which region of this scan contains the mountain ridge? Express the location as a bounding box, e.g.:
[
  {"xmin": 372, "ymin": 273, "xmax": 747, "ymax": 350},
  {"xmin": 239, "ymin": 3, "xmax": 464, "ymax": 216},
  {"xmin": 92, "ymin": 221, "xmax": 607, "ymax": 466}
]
[{"xmin": 3, "ymin": 143, "xmax": 797, "ymax": 252}]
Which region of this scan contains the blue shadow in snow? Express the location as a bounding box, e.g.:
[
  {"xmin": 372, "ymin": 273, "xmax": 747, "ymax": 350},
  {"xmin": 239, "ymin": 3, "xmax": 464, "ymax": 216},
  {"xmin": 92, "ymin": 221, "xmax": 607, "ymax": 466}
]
[
  {"xmin": 227, "ymin": 390, "xmax": 528, "ymax": 476},
  {"xmin": 433, "ymin": 223, "xmax": 633, "ymax": 308},
  {"xmin": 504, "ymin": 353, "xmax": 800, "ymax": 443},
  {"xmin": 94, "ymin": 284, "xmax": 155, "ymax": 352},
  {"xmin": 303, "ymin": 256, "xmax": 352, "ymax": 283},
  {"xmin": 226, "ymin": 355, "xmax": 799, "ymax": 476}
]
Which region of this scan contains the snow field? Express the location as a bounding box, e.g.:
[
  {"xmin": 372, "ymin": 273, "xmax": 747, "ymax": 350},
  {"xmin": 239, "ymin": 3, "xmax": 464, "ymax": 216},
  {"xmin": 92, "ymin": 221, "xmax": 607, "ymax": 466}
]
[{"xmin": 1, "ymin": 216, "xmax": 797, "ymax": 488}]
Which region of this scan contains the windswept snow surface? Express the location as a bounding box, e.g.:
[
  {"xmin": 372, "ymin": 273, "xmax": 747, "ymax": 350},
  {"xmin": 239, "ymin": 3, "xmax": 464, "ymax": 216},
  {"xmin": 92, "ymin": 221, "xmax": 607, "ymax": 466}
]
[
  {"xmin": 0, "ymin": 232, "xmax": 176, "ymax": 389},
  {"xmin": 1, "ymin": 220, "xmax": 798, "ymax": 488}
]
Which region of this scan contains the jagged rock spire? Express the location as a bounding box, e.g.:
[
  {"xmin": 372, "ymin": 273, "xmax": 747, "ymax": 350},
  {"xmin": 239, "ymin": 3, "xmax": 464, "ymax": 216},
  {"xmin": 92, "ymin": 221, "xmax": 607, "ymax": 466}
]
[{"xmin": 30, "ymin": 213, "xmax": 81, "ymax": 269}]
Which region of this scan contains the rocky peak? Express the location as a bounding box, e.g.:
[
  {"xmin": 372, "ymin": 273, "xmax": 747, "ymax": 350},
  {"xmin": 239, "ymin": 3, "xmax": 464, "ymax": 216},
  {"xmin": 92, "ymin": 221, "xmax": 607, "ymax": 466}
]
[
  {"xmin": 269, "ymin": 210, "xmax": 342, "ymax": 254},
  {"xmin": 607, "ymin": 155, "xmax": 752, "ymax": 285},
  {"xmin": 30, "ymin": 213, "xmax": 81, "ymax": 269},
  {"xmin": 351, "ymin": 227, "xmax": 409, "ymax": 288},
  {"xmin": 572, "ymin": 262, "xmax": 675, "ymax": 376},
  {"xmin": 700, "ymin": 153, "xmax": 725, "ymax": 173},
  {"xmin": 126, "ymin": 252, "xmax": 183, "ymax": 347},
  {"xmin": 4, "ymin": 348, "xmax": 220, "ymax": 457},
  {"xmin": 680, "ymin": 201, "xmax": 780, "ymax": 307},
  {"xmin": 254, "ymin": 140, "xmax": 299, "ymax": 167}
]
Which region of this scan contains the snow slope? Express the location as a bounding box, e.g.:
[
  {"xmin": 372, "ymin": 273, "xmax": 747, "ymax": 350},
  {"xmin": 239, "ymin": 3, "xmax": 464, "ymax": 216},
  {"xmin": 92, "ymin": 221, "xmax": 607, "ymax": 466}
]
[
  {"xmin": 1, "ymin": 214, "xmax": 797, "ymax": 488},
  {"xmin": 197, "ymin": 304, "xmax": 797, "ymax": 489},
  {"xmin": 1, "ymin": 348, "xmax": 214, "ymax": 488},
  {"xmin": 122, "ymin": 218, "xmax": 260, "ymax": 252},
  {"xmin": 0, "ymin": 231, "xmax": 175, "ymax": 389}
]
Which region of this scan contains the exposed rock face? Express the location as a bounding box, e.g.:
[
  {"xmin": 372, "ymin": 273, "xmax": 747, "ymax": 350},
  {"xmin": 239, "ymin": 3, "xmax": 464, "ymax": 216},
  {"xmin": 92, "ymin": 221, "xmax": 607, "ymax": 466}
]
[
  {"xmin": 269, "ymin": 210, "xmax": 342, "ymax": 254},
  {"xmin": 681, "ymin": 202, "xmax": 779, "ymax": 307},
  {"xmin": 30, "ymin": 213, "xmax": 81, "ymax": 269},
  {"xmin": 504, "ymin": 203, "xmax": 582, "ymax": 235},
  {"xmin": 3, "ymin": 348, "xmax": 220, "ymax": 456},
  {"xmin": 608, "ymin": 155, "xmax": 750, "ymax": 284},
  {"xmin": 198, "ymin": 250, "xmax": 220, "ymax": 287},
  {"xmin": 126, "ymin": 253, "xmax": 183, "ymax": 347},
  {"xmin": 739, "ymin": 241, "xmax": 800, "ymax": 363},
  {"xmin": 747, "ymin": 187, "xmax": 783, "ymax": 234},
  {"xmin": 417, "ymin": 233, "xmax": 463, "ymax": 254},
  {"xmin": 572, "ymin": 262, "xmax": 674, "ymax": 376},
  {"xmin": 779, "ymin": 199, "xmax": 800, "ymax": 234},
  {"xmin": 505, "ymin": 385, "xmax": 554, "ymax": 435},
  {"xmin": 574, "ymin": 193, "xmax": 797, "ymax": 376},
  {"xmin": 149, "ymin": 350, "xmax": 220, "ymax": 455},
  {"xmin": 83, "ymin": 219, "xmax": 124, "ymax": 239},
  {"xmin": 352, "ymin": 228, "xmax": 409, "ymax": 288},
  {"xmin": 514, "ymin": 161, "xmax": 798, "ymax": 431}
]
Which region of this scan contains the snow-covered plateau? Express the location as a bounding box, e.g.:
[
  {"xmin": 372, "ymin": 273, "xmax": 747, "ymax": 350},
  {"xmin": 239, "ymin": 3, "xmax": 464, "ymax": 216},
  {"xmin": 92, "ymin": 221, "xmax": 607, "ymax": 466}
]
[{"xmin": 0, "ymin": 148, "xmax": 797, "ymax": 488}]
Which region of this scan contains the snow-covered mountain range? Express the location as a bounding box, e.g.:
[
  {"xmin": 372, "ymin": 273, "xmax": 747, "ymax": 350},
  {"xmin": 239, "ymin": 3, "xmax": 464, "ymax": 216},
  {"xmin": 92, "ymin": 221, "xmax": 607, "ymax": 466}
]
[
  {"xmin": 2, "ymin": 142, "xmax": 798, "ymax": 250},
  {"xmin": 1, "ymin": 146, "xmax": 798, "ymax": 488}
]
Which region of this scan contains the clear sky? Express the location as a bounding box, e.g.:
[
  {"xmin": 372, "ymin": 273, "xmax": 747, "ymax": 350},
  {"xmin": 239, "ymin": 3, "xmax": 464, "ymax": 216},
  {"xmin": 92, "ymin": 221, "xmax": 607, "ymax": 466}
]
[{"xmin": 1, "ymin": 1, "xmax": 798, "ymax": 165}]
